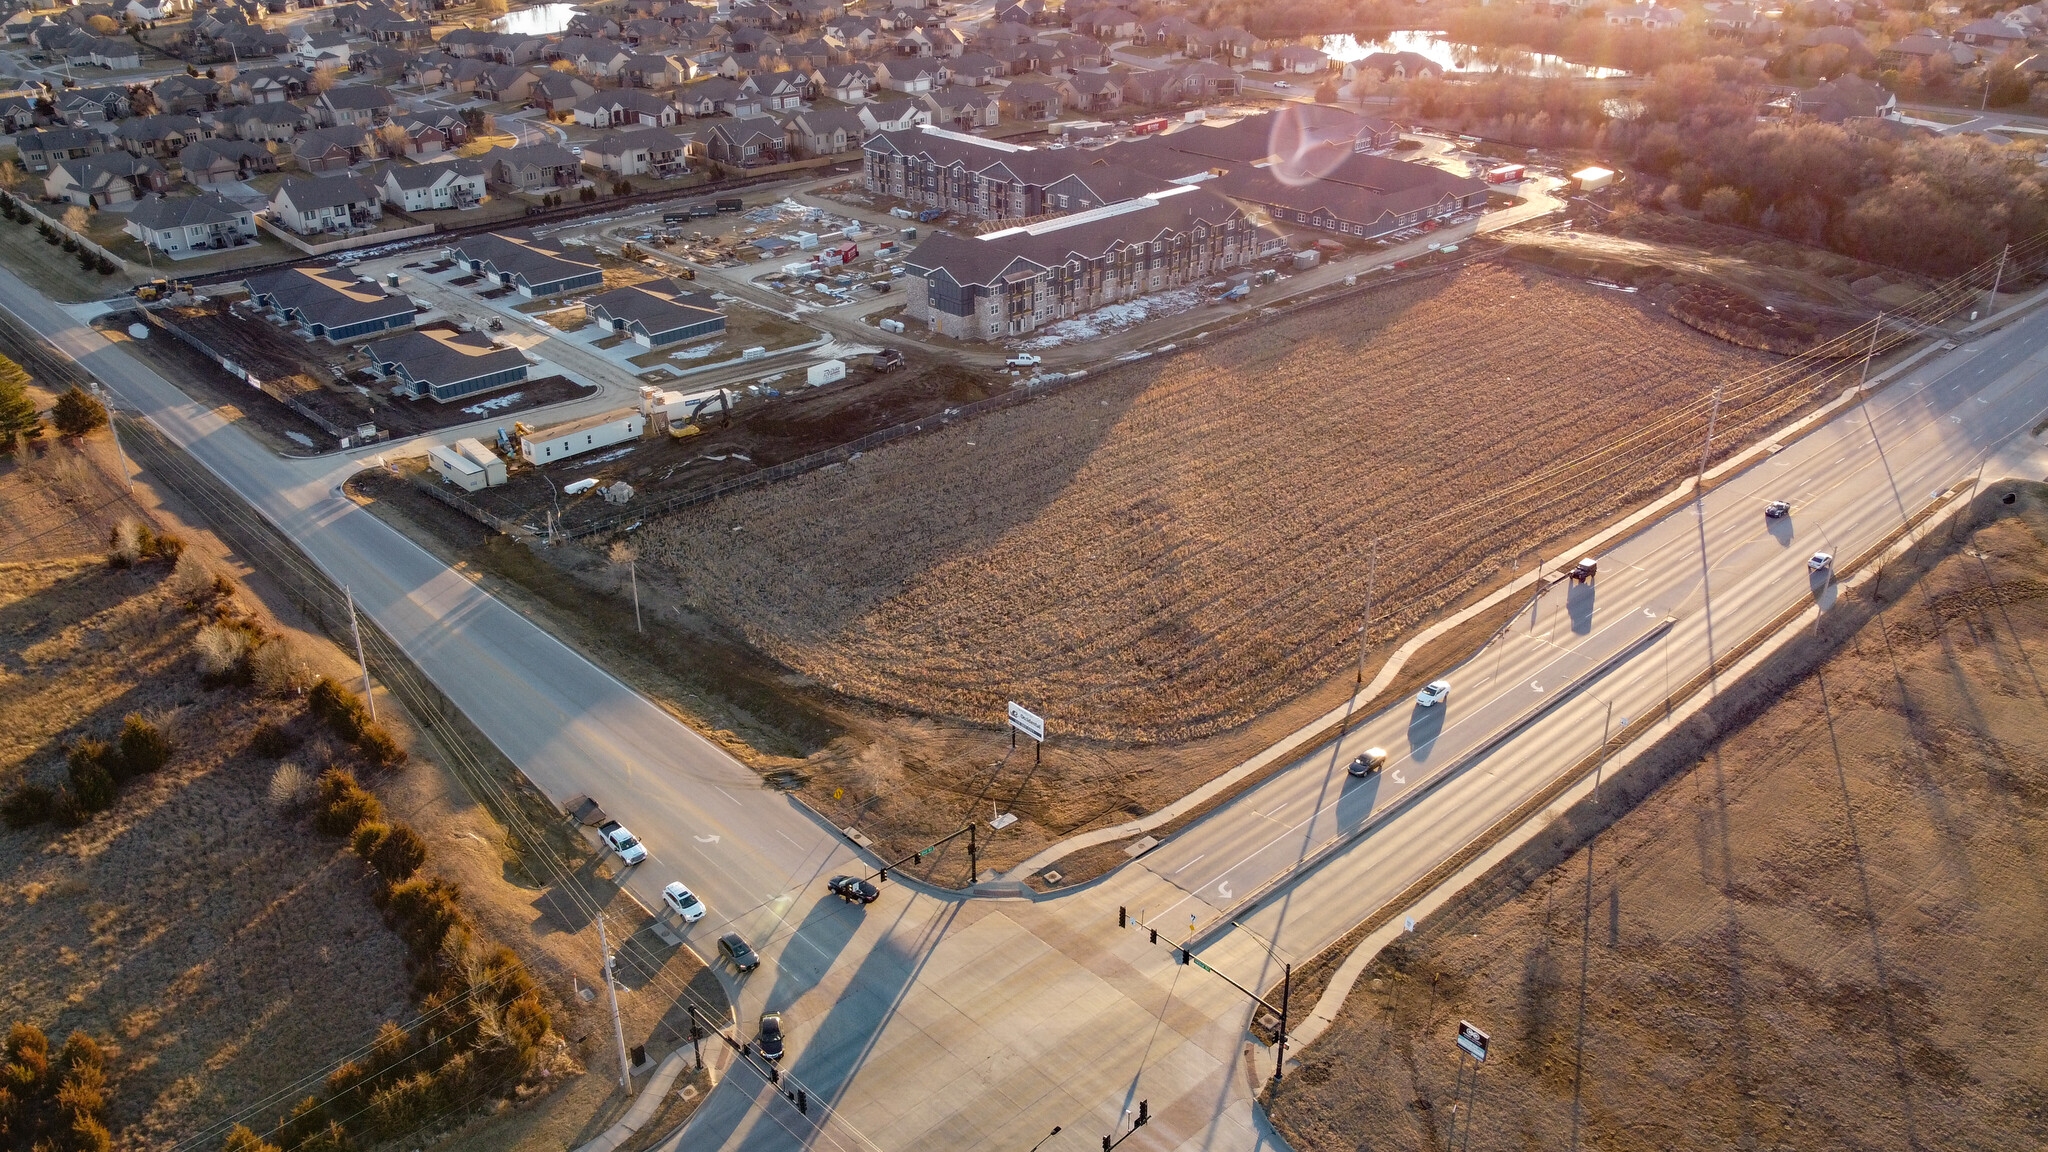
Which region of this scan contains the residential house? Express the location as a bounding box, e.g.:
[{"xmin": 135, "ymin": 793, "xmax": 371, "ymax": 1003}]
[
  {"xmin": 365, "ymin": 327, "xmax": 527, "ymax": 401},
  {"xmin": 293, "ymin": 27, "xmax": 351, "ymax": 67},
  {"xmin": 16, "ymin": 128, "xmax": 106, "ymax": 174},
  {"xmin": 1794, "ymin": 74, "xmax": 1896, "ymax": 121},
  {"xmin": 812, "ymin": 62, "xmax": 874, "ymax": 101},
  {"xmin": 269, "ymin": 173, "xmax": 383, "ymax": 232},
  {"xmin": 445, "ymin": 228, "xmax": 604, "ymax": 295},
  {"xmin": 1057, "ymin": 72, "xmax": 1121, "ymax": 115},
  {"xmin": 244, "ymin": 263, "xmax": 416, "ymax": 342},
  {"xmin": 123, "ymin": 191, "xmax": 257, "ymax": 254},
  {"xmin": 234, "ymin": 64, "xmax": 313, "ymax": 103},
  {"xmin": 1120, "ymin": 68, "xmax": 1183, "ymax": 107},
  {"xmin": 73, "ymin": 37, "xmax": 141, "ymax": 70},
  {"xmin": 294, "ymin": 125, "xmax": 380, "ymax": 171},
  {"xmin": 679, "ymin": 77, "xmax": 763, "ymax": 116},
  {"xmin": 351, "ymin": 43, "xmax": 410, "ymax": 80},
  {"xmin": 488, "ymin": 142, "xmax": 584, "ymax": 191},
  {"xmin": 0, "ymin": 96, "xmax": 38, "ymax": 134},
  {"xmin": 702, "ymin": 113, "xmax": 789, "ymax": 165},
  {"xmin": 179, "ymin": 137, "xmax": 277, "ymax": 183},
  {"xmin": 859, "ymin": 98, "xmax": 929, "ymax": 131},
  {"xmin": 213, "ymin": 101, "xmax": 312, "ymax": 142},
  {"xmin": 574, "ymin": 90, "xmax": 677, "ymax": 128},
  {"xmin": 384, "ymin": 112, "xmax": 468, "ymax": 157},
  {"xmin": 314, "ymin": 84, "xmax": 396, "ymax": 126},
  {"xmin": 1274, "ymin": 44, "xmax": 1331, "ymax": 74},
  {"xmin": 529, "ymin": 72, "xmax": 597, "ymax": 115},
  {"xmin": 476, "ymin": 64, "xmax": 546, "ymax": 103},
  {"xmin": 1878, "ymin": 33, "xmax": 1976, "ymax": 70},
  {"xmin": 582, "ymin": 124, "xmax": 690, "ymax": 176},
  {"xmin": 1956, "ymin": 17, "xmax": 2028, "ymax": 48},
  {"xmin": 1072, "ymin": 6, "xmax": 1138, "ymax": 40},
  {"xmin": 56, "ymin": 86, "xmax": 129, "ymax": 124},
  {"xmin": 1175, "ymin": 60, "xmax": 1242, "ymax": 99},
  {"xmin": 583, "ymin": 277, "xmax": 723, "ymax": 346},
  {"xmin": 782, "ymin": 106, "xmax": 864, "ymax": 156},
  {"xmin": 46, "ymin": 151, "xmax": 170, "ymax": 205},
  {"xmin": 874, "ymin": 57, "xmax": 937, "ymax": 92},
  {"xmin": 946, "ymin": 52, "xmax": 1002, "ymax": 86},
  {"xmin": 997, "ymin": 80, "xmax": 1062, "ymax": 122},
  {"xmin": 153, "ymin": 73, "xmax": 222, "ymax": 113},
  {"xmin": 921, "ymin": 89, "xmax": 999, "ymax": 127},
  {"xmin": 379, "ymin": 158, "xmax": 488, "ymax": 210},
  {"xmin": 757, "ymin": 72, "xmax": 807, "ymax": 111},
  {"xmin": 113, "ymin": 114, "xmax": 211, "ymax": 159},
  {"xmin": 619, "ymin": 51, "xmax": 694, "ymax": 86}
]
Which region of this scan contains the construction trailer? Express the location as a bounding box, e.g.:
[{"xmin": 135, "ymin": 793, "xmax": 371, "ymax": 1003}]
[
  {"xmin": 427, "ymin": 443, "xmax": 490, "ymax": 492},
  {"xmin": 519, "ymin": 412, "xmax": 645, "ymax": 465},
  {"xmin": 452, "ymin": 437, "xmax": 508, "ymax": 486}
]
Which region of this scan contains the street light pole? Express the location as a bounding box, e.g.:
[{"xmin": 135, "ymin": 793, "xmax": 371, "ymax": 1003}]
[
  {"xmin": 595, "ymin": 914, "xmax": 634, "ymax": 1095},
  {"xmin": 1354, "ymin": 537, "xmax": 1377, "ymax": 686},
  {"xmin": 1027, "ymin": 1126, "xmax": 1062, "ymax": 1152},
  {"xmin": 1989, "ymin": 244, "xmax": 2009, "ymax": 315}
]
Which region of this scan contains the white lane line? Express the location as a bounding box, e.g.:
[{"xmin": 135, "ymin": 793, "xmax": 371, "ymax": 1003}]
[
  {"xmin": 716, "ymin": 787, "xmax": 744, "ymax": 806},
  {"xmin": 1172, "ymin": 854, "xmax": 1205, "ymax": 875}
]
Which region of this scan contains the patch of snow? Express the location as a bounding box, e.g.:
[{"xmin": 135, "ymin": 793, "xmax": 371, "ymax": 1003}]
[
  {"xmin": 461, "ymin": 392, "xmax": 524, "ymax": 415},
  {"xmin": 670, "ymin": 342, "xmax": 724, "ymax": 360},
  {"xmin": 1016, "ymin": 288, "xmax": 1203, "ymax": 349},
  {"xmin": 580, "ymin": 445, "xmax": 637, "ymax": 465},
  {"xmin": 286, "ymin": 430, "xmax": 316, "ymax": 448}
]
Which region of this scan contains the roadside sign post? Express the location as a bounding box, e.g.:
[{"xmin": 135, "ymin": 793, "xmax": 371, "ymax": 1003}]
[
  {"xmin": 1449, "ymin": 1021, "xmax": 1489, "ymax": 1147},
  {"xmin": 1008, "ymin": 701, "xmax": 1045, "ymax": 764}
]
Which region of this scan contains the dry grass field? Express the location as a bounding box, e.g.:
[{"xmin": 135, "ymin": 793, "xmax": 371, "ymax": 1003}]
[
  {"xmin": 0, "ymin": 554, "xmax": 419, "ymax": 1147},
  {"xmin": 1268, "ymin": 484, "xmax": 2048, "ymax": 1152},
  {"xmin": 640, "ymin": 263, "xmax": 1788, "ymax": 745}
]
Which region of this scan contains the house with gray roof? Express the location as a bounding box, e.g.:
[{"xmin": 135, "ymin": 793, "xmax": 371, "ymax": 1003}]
[
  {"xmin": 583, "ymin": 277, "xmax": 723, "ymax": 347},
  {"xmin": 366, "ymin": 328, "xmax": 528, "ymax": 402},
  {"xmin": 46, "ymin": 151, "xmax": 171, "ymax": 206},
  {"xmin": 123, "ymin": 192, "xmax": 258, "ymax": 255},
  {"xmin": 180, "ymin": 138, "xmax": 279, "ymax": 184},
  {"xmin": 244, "ymin": 263, "xmax": 417, "ymax": 342},
  {"xmin": 379, "ymin": 158, "xmax": 488, "ymax": 211},
  {"xmin": 269, "ymin": 174, "xmax": 384, "ymax": 233},
  {"xmin": 446, "ymin": 229, "xmax": 603, "ymax": 296}
]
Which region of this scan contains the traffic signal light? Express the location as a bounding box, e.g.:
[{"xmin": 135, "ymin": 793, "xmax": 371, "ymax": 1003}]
[
  {"xmin": 1149, "ymin": 928, "xmax": 1157, "ymax": 945},
  {"xmin": 769, "ymin": 1065, "xmax": 781, "ymax": 1084},
  {"xmin": 879, "ymin": 868, "xmax": 887, "ymax": 882},
  {"xmin": 1137, "ymin": 1101, "xmax": 1149, "ymax": 1128},
  {"xmin": 1179, "ymin": 948, "xmax": 1190, "ymax": 965},
  {"xmin": 1119, "ymin": 906, "xmax": 1127, "ymax": 928},
  {"xmin": 1102, "ymin": 1138, "xmax": 1111, "ymax": 1152},
  {"xmin": 797, "ymin": 1089, "xmax": 808, "ymax": 1115}
]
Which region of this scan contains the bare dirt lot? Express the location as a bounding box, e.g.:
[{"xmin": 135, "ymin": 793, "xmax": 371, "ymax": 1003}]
[
  {"xmin": 1268, "ymin": 482, "xmax": 2048, "ymax": 1152},
  {"xmin": 637, "ymin": 262, "xmax": 1784, "ymax": 745}
]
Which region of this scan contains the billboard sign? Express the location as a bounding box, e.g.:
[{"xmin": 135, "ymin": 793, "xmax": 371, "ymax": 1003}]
[
  {"xmin": 1456, "ymin": 1021, "xmax": 1490, "ymax": 1063},
  {"xmin": 1007, "ymin": 701, "xmax": 1045, "ymax": 743}
]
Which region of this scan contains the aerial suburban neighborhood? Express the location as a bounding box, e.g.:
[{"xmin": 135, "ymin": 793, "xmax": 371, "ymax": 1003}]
[{"xmin": 0, "ymin": 0, "xmax": 2047, "ymax": 1147}]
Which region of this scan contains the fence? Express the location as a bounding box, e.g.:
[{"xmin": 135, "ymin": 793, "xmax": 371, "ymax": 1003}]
[
  {"xmin": 138, "ymin": 305, "xmax": 355, "ymax": 443},
  {"xmin": 3, "ymin": 194, "xmax": 128, "ymax": 274}
]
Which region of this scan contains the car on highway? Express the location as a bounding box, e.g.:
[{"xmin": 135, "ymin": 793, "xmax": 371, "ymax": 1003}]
[
  {"xmin": 1415, "ymin": 680, "xmax": 1451, "ymax": 708},
  {"xmin": 1765, "ymin": 500, "xmax": 1791, "ymax": 519},
  {"xmin": 1808, "ymin": 551, "xmax": 1833, "ymax": 572},
  {"xmin": 1006, "ymin": 353, "xmax": 1042, "ymax": 367},
  {"xmin": 757, "ymin": 1012, "xmax": 785, "ymax": 1061},
  {"xmin": 1348, "ymin": 747, "xmax": 1388, "ymax": 777},
  {"xmin": 1273, "ymin": 80, "xmax": 1293, "ymax": 88},
  {"xmin": 598, "ymin": 820, "xmax": 647, "ymax": 865},
  {"xmin": 828, "ymin": 875, "xmax": 879, "ymax": 904},
  {"xmin": 718, "ymin": 932, "xmax": 760, "ymax": 973},
  {"xmin": 661, "ymin": 881, "xmax": 706, "ymax": 923}
]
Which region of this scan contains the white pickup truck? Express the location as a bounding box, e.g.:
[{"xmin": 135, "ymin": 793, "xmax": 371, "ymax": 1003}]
[{"xmin": 598, "ymin": 820, "xmax": 648, "ymax": 865}]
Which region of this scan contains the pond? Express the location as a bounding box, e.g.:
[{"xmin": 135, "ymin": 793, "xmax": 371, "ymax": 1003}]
[
  {"xmin": 494, "ymin": 2, "xmax": 580, "ymax": 36},
  {"xmin": 1321, "ymin": 31, "xmax": 1629, "ymax": 79}
]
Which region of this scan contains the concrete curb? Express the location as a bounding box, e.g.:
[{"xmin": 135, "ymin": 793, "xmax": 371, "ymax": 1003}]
[
  {"xmin": 1006, "ymin": 341, "xmax": 1938, "ymax": 881},
  {"xmin": 571, "ymin": 1046, "xmax": 705, "ymax": 1152},
  {"xmin": 1278, "ymin": 458, "xmax": 2046, "ymax": 1064}
]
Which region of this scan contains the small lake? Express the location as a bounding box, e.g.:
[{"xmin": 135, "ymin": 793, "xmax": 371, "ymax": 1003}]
[
  {"xmin": 494, "ymin": 2, "xmax": 580, "ymax": 36},
  {"xmin": 1322, "ymin": 31, "xmax": 1629, "ymax": 79}
]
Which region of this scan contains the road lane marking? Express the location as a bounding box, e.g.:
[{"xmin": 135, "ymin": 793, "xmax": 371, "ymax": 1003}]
[
  {"xmin": 716, "ymin": 787, "xmax": 743, "ymax": 806},
  {"xmin": 1172, "ymin": 854, "xmax": 1204, "ymax": 874}
]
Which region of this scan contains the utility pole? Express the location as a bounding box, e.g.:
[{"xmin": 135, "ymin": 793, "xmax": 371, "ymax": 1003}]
[
  {"xmin": 595, "ymin": 914, "xmax": 634, "ymax": 1095},
  {"xmin": 629, "ymin": 557, "xmax": 642, "ymax": 632},
  {"xmin": 1856, "ymin": 313, "xmax": 1882, "ymax": 392},
  {"xmin": 1272, "ymin": 962, "xmax": 1291, "ymax": 1086},
  {"xmin": 1989, "ymin": 244, "xmax": 2009, "ymax": 314},
  {"xmin": 345, "ymin": 585, "xmax": 375, "ymax": 721},
  {"xmin": 1594, "ymin": 698, "xmax": 1612, "ymax": 807},
  {"xmin": 1354, "ymin": 537, "xmax": 1377, "ymax": 686},
  {"xmin": 967, "ymin": 819, "xmax": 978, "ymax": 885}
]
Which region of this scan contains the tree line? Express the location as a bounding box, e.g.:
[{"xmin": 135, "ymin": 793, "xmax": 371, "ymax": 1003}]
[{"xmin": 1381, "ymin": 57, "xmax": 2047, "ymax": 277}]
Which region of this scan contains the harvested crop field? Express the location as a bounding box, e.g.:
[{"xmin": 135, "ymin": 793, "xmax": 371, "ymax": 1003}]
[
  {"xmin": 642, "ymin": 262, "xmax": 1818, "ymax": 744},
  {"xmin": 1268, "ymin": 483, "xmax": 2048, "ymax": 1152}
]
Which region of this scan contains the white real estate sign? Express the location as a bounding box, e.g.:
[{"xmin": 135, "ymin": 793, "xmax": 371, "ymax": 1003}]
[{"xmin": 1007, "ymin": 701, "xmax": 1045, "ymax": 743}]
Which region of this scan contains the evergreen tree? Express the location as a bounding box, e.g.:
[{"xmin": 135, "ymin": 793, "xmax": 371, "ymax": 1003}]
[{"xmin": 0, "ymin": 355, "xmax": 37, "ymax": 441}]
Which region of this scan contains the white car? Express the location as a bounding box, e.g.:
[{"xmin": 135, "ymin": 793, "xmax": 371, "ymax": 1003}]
[
  {"xmin": 1416, "ymin": 680, "xmax": 1451, "ymax": 708},
  {"xmin": 1006, "ymin": 353, "xmax": 1042, "ymax": 367},
  {"xmin": 1808, "ymin": 552, "xmax": 1833, "ymax": 572},
  {"xmin": 598, "ymin": 820, "xmax": 647, "ymax": 866},
  {"xmin": 662, "ymin": 881, "xmax": 707, "ymax": 923},
  {"xmin": 1273, "ymin": 80, "xmax": 1293, "ymax": 89}
]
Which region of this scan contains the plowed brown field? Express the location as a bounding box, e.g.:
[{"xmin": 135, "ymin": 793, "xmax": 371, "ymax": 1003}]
[{"xmin": 642, "ymin": 264, "xmax": 1807, "ymax": 744}]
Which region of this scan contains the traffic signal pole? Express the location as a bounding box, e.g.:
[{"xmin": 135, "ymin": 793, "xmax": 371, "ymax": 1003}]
[{"xmin": 1119, "ymin": 908, "xmax": 1294, "ymax": 1083}]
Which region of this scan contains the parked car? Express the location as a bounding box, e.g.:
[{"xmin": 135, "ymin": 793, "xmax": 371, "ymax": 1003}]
[
  {"xmin": 757, "ymin": 1012, "xmax": 785, "ymax": 1061},
  {"xmin": 718, "ymin": 932, "xmax": 760, "ymax": 973},
  {"xmin": 661, "ymin": 881, "xmax": 706, "ymax": 923},
  {"xmin": 598, "ymin": 820, "xmax": 647, "ymax": 865},
  {"xmin": 1347, "ymin": 748, "xmax": 1388, "ymax": 777},
  {"xmin": 1273, "ymin": 79, "xmax": 1293, "ymax": 89},
  {"xmin": 1415, "ymin": 680, "xmax": 1451, "ymax": 708},
  {"xmin": 1765, "ymin": 500, "xmax": 1791, "ymax": 519},
  {"xmin": 1006, "ymin": 353, "xmax": 1041, "ymax": 367},
  {"xmin": 1808, "ymin": 552, "xmax": 1833, "ymax": 572},
  {"xmin": 828, "ymin": 875, "xmax": 879, "ymax": 904}
]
